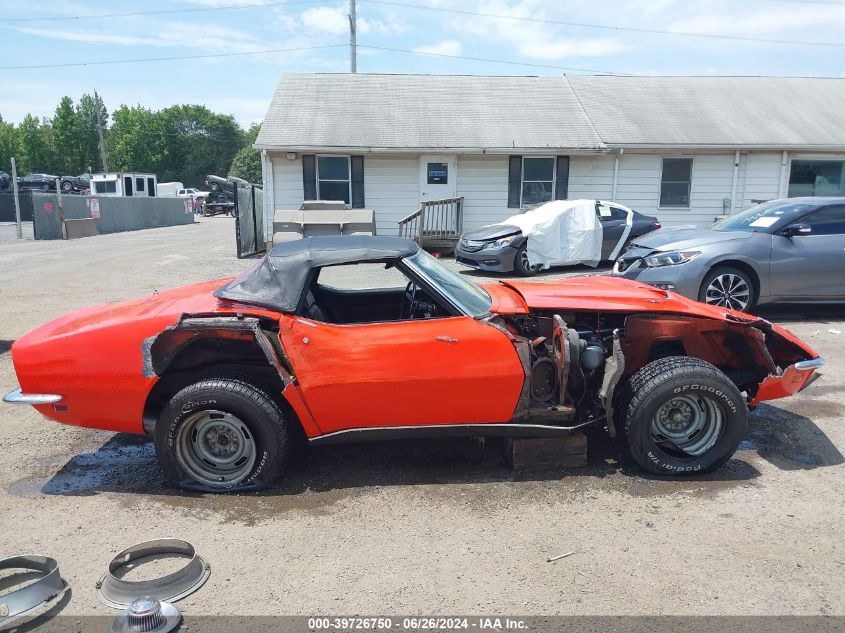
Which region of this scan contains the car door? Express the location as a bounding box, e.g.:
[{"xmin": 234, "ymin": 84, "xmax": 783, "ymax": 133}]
[
  {"xmin": 597, "ymin": 203, "xmax": 630, "ymax": 260},
  {"xmin": 769, "ymin": 204, "xmax": 845, "ymax": 298},
  {"xmin": 281, "ymin": 314, "xmax": 525, "ymax": 434}
]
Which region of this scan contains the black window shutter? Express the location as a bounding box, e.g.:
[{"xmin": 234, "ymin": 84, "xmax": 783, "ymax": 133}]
[
  {"xmin": 507, "ymin": 156, "xmax": 522, "ymax": 208},
  {"xmin": 555, "ymin": 156, "xmax": 570, "ymax": 200},
  {"xmin": 302, "ymin": 154, "xmax": 317, "ymax": 200},
  {"xmin": 350, "ymin": 155, "xmax": 365, "ymax": 208}
]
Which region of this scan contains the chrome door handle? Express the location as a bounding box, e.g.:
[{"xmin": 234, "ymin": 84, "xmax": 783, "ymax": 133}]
[{"xmin": 435, "ymin": 336, "xmax": 458, "ymax": 344}]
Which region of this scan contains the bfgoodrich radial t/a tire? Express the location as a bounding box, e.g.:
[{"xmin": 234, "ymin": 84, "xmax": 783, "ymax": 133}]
[
  {"xmin": 621, "ymin": 357, "xmax": 747, "ymax": 475},
  {"xmin": 154, "ymin": 378, "xmax": 290, "ymax": 491}
]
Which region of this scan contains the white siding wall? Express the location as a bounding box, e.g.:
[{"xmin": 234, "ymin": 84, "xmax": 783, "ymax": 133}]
[
  {"xmin": 687, "ymin": 153, "xmax": 735, "ymax": 223},
  {"xmin": 569, "ymin": 155, "xmax": 615, "ymax": 200},
  {"xmin": 610, "ymin": 152, "xmax": 736, "ymax": 226},
  {"xmin": 456, "ymin": 155, "xmax": 510, "ymax": 231},
  {"xmin": 363, "ymin": 155, "xmax": 419, "ymax": 235},
  {"xmin": 739, "ymin": 151, "xmax": 782, "ymax": 208},
  {"xmin": 267, "ymin": 153, "xmax": 304, "ymax": 238},
  {"xmin": 269, "ymin": 149, "xmax": 845, "ymax": 240}
]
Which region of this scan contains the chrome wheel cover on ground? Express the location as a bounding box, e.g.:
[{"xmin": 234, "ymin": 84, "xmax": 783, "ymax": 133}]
[
  {"xmin": 704, "ymin": 273, "xmax": 750, "ymax": 311},
  {"xmin": 175, "ymin": 410, "xmax": 257, "ymax": 487},
  {"xmin": 650, "ymin": 394, "xmax": 723, "ymax": 457}
]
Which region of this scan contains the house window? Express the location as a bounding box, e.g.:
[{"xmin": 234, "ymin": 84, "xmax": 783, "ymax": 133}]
[
  {"xmin": 788, "ymin": 160, "xmax": 845, "ymax": 197},
  {"xmin": 522, "ymin": 157, "xmax": 555, "ymax": 205},
  {"xmin": 317, "ymin": 155, "xmax": 350, "ymax": 204},
  {"xmin": 660, "ymin": 158, "xmax": 693, "ymax": 207}
]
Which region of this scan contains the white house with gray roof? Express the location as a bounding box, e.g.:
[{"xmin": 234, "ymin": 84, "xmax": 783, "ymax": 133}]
[{"xmin": 255, "ymin": 73, "xmax": 845, "ymax": 239}]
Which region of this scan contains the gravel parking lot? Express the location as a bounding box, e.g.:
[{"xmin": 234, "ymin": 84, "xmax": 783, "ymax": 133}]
[{"xmin": 1, "ymin": 218, "xmax": 843, "ymax": 618}]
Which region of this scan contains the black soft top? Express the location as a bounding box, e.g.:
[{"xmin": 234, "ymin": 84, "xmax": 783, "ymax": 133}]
[{"xmin": 214, "ymin": 235, "xmax": 419, "ymax": 312}]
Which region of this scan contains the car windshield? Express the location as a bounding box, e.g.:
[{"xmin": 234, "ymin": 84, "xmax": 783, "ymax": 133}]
[
  {"xmin": 406, "ymin": 250, "xmax": 491, "ymax": 317},
  {"xmin": 711, "ymin": 200, "xmax": 817, "ymax": 233}
]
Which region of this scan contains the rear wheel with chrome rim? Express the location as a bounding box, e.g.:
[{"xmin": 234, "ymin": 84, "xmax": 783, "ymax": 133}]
[
  {"xmin": 698, "ymin": 266, "xmax": 756, "ymax": 312},
  {"xmin": 155, "ymin": 378, "xmax": 290, "ymax": 491},
  {"xmin": 619, "ymin": 356, "xmax": 748, "ymax": 475}
]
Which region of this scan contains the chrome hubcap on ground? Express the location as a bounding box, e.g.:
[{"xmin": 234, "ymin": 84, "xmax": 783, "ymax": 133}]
[
  {"xmin": 650, "ymin": 395, "xmax": 723, "ymax": 457},
  {"xmin": 705, "ymin": 274, "xmax": 750, "ymax": 311},
  {"xmin": 175, "ymin": 410, "xmax": 256, "ymax": 487}
]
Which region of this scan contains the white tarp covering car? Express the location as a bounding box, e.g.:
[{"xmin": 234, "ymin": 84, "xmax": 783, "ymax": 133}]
[{"xmin": 503, "ymin": 199, "xmax": 607, "ymax": 269}]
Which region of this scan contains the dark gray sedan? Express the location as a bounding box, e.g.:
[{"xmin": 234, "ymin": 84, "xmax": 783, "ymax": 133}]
[
  {"xmin": 456, "ymin": 200, "xmax": 660, "ymax": 275},
  {"xmin": 612, "ymin": 197, "xmax": 845, "ymax": 312}
]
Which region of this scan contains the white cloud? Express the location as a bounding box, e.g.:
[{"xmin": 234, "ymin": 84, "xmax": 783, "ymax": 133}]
[
  {"xmin": 299, "ymin": 5, "xmax": 407, "ymax": 37},
  {"xmin": 622, "ymin": 0, "xmax": 676, "ymax": 15},
  {"xmin": 301, "ymin": 6, "xmax": 349, "ymax": 35},
  {"xmin": 669, "ymin": 5, "xmax": 845, "ymax": 36},
  {"xmin": 14, "ymin": 27, "xmax": 171, "ymax": 48},
  {"xmin": 180, "ymin": 0, "xmax": 268, "ymax": 6},
  {"xmin": 13, "ymin": 21, "xmax": 283, "ymax": 56},
  {"xmin": 454, "ymin": 0, "xmax": 630, "ymax": 60},
  {"xmin": 359, "ymin": 12, "xmax": 408, "ymax": 36},
  {"xmin": 414, "ymin": 40, "xmax": 463, "ymax": 56}
]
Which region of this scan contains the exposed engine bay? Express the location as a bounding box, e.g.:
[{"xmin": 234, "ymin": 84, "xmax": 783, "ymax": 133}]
[{"xmin": 492, "ymin": 309, "xmax": 813, "ymax": 432}]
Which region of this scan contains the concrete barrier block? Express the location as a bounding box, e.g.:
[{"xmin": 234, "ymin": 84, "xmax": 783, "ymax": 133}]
[{"xmin": 63, "ymin": 218, "xmax": 99, "ymax": 239}]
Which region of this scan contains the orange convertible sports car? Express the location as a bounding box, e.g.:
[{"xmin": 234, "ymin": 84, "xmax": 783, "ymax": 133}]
[{"xmin": 5, "ymin": 236, "xmax": 823, "ymax": 491}]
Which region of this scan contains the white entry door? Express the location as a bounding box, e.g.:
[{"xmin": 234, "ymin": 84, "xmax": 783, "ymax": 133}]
[{"xmin": 419, "ymin": 155, "xmax": 456, "ymax": 202}]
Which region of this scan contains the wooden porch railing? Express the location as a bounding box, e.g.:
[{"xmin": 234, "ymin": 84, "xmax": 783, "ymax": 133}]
[{"xmin": 398, "ymin": 197, "xmax": 464, "ymax": 251}]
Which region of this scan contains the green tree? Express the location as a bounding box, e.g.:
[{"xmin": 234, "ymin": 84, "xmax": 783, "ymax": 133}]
[
  {"xmin": 107, "ymin": 105, "xmax": 166, "ymax": 174},
  {"xmin": 158, "ymin": 105, "xmax": 243, "ymax": 186},
  {"xmin": 52, "ymin": 96, "xmax": 84, "ymax": 175},
  {"xmin": 0, "ymin": 115, "xmax": 17, "ymax": 173},
  {"xmin": 17, "ymin": 114, "xmax": 55, "ymax": 174},
  {"xmin": 228, "ymin": 122, "xmax": 262, "ymax": 184},
  {"xmin": 77, "ymin": 93, "xmax": 108, "ymax": 173}
]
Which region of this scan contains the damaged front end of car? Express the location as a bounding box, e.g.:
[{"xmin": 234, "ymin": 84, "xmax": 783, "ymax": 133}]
[{"xmin": 487, "ymin": 306, "xmax": 822, "ymax": 436}]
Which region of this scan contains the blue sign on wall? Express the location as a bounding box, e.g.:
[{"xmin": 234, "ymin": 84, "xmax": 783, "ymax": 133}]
[{"xmin": 427, "ymin": 163, "xmax": 448, "ymax": 185}]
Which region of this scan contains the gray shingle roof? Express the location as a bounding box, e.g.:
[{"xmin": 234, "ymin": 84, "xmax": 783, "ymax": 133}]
[
  {"xmin": 255, "ymin": 73, "xmax": 845, "ymax": 151},
  {"xmin": 255, "ymin": 73, "xmax": 605, "ymax": 151},
  {"xmin": 567, "ymin": 75, "xmax": 845, "ymax": 147}
]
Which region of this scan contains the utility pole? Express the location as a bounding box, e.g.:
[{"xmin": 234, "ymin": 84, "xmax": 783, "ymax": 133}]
[
  {"xmin": 94, "ymin": 90, "xmax": 109, "ymax": 172},
  {"xmin": 348, "ymin": 0, "xmax": 357, "ymax": 73}
]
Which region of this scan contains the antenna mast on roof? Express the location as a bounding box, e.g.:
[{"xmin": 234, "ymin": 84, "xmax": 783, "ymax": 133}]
[{"xmin": 349, "ymin": 0, "xmax": 357, "ymax": 73}]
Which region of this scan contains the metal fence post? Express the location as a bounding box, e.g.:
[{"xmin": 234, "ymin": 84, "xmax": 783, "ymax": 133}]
[
  {"xmin": 251, "ymin": 185, "xmax": 259, "ymax": 254},
  {"xmin": 11, "ymin": 158, "xmax": 21, "ymax": 239},
  {"xmin": 234, "ymin": 185, "xmax": 243, "ymax": 258},
  {"xmin": 55, "ymin": 177, "xmax": 66, "ymax": 239}
]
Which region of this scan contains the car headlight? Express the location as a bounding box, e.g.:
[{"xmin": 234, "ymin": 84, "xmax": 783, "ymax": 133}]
[
  {"xmin": 484, "ymin": 235, "xmax": 518, "ymax": 249},
  {"xmin": 643, "ymin": 251, "xmax": 700, "ymax": 267}
]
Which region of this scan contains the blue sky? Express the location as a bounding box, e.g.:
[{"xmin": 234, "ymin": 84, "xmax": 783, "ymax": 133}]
[{"xmin": 1, "ymin": 0, "xmax": 844, "ymax": 127}]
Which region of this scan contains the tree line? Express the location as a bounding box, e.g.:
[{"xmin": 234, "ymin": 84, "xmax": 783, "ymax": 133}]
[{"xmin": 0, "ymin": 94, "xmax": 262, "ymax": 187}]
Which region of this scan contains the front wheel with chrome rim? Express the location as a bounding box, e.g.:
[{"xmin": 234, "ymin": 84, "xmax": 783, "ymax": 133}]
[
  {"xmin": 513, "ymin": 241, "xmax": 541, "ymax": 276},
  {"xmin": 155, "ymin": 378, "xmax": 291, "ymax": 491},
  {"xmin": 619, "ymin": 356, "xmax": 748, "ymax": 475},
  {"xmin": 698, "ymin": 266, "xmax": 756, "ymax": 312}
]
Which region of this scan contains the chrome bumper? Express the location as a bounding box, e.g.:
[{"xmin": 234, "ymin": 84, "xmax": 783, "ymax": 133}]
[{"xmin": 3, "ymin": 388, "xmax": 63, "ymax": 405}]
